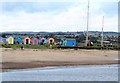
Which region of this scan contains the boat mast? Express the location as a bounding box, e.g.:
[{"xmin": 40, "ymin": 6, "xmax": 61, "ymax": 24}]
[{"xmin": 85, "ymin": 0, "xmax": 90, "ymax": 46}]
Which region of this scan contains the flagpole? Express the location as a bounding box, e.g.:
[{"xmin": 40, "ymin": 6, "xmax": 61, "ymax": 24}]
[{"xmin": 85, "ymin": 0, "xmax": 90, "ymax": 46}]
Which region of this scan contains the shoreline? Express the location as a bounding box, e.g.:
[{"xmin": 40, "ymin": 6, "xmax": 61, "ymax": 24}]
[{"xmin": 1, "ymin": 48, "xmax": 118, "ymax": 72}]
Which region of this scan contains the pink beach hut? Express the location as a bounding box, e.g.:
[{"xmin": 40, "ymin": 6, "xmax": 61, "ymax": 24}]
[{"xmin": 31, "ymin": 38, "xmax": 38, "ymax": 45}]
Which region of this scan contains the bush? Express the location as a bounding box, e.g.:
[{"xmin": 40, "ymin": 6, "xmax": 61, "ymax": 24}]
[{"xmin": 2, "ymin": 44, "xmax": 11, "ymax": 48}]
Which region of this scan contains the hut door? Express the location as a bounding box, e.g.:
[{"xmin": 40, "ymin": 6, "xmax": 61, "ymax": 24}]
[
  {"xmin": 17, "ymin": 38, "xmax": 21, "ymax": 44},
  {"xmin": 10, "ymin": 38, "xmax": 12, "ymax": 44},
  {"xmin": 50, "ymin": 40, "xmax": 52, "ymax": 44},
  {"xmin": 42, "ymin": 39, "xmax": 44, "ymax": 45},
  {"xmin": 34, "ymin": 39, "xmax": 37, "ymax": 44},
  {"xmin": 26, "ymin": 39, "xmax": 29, "ymax": 44}
]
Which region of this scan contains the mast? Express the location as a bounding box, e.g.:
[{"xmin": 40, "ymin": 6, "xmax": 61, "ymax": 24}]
[
  {"xmin": 101, "ymin": 16, "xmax": 104, "ymax": 47},
  {"xmin": 85, "ymin": 0, "xmax": 90, "ymax": 46}
]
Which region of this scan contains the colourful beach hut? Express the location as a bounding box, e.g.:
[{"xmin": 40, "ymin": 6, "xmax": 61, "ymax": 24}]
[
  {"xmin": 61, "ymin": 38, "xmax": 76, "ymax": 47},
  {"xmin": 7, "ymin": 36, "xmax": 14, "ymax": 44},
  {"xmin": 40, "ymin": 38, "xmax": 46, "ymax": 45},
  {"xmin": 0, "ymin": 37, "xmax": 7, "ymax": 44},
  {"xmin": 61, "ymin": 39, "xmax": 67, "ymax": 46},
  {"xmin": 38, "ymin": 39, "xmax": 41, "ymax": 44},
  {"xmin": 49, "ymin": 38, "xmax": 55, "ymax": 45},
  {"xmin": 1, "ymin": 37, "xmax": 6, "ymax": 42},
  {"xmin": 15, "ymin": 37, "xmax": 22, "ymax": 44},
  {"xmin": 0, "ymin": 37, "xmax": 2, "ymax": 42},
  {"xmin": 31, "ymin": 38, "xmax": 38, "ymax": 45},
  {"xmin": 24, "ymin": 37, "xmax": 30, "ymax": 44}
]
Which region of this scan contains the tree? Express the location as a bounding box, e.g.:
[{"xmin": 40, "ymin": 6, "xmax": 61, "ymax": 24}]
[{"xmin": 2, "ymin": 33, "xmax": 6, "ymax": 38}]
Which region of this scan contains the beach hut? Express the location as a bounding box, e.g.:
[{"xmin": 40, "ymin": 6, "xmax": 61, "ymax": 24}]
[
  {"xmin": 0, "ymin": 37, "xmax": 6, "ymax": 42},
  {"xmin": 40, "ymin": 38, "xmax": 46, "ymax": 45},
  {"xmin": 61, "ymin": 39, "xmax": 65, "ymax": 46},
  {"xmin": 0, "ymin": 37, "xmax": 7, "ymax": 44},
  {"xmin": 49, "ymin": 38, "xmax": 55, "ymax": 45},
  {"xmin": 38, "ymin": 39, "xmax": 41, "ymax": 44},
  {"xmin": 24, "ymin": 37, "xmax": 30, "ymax": 44},
  {"xmin": 15, "ymin": 37, "xmax": 22, "ymax": 44},
  {"xmin": 0, "ymin": 37, "xmax": 2, "ymax": 42},
  {"xmin": 31, "ymin": 38, "xmax": 38, "ymax": 45},
  {"xmin": 7, "ymin": 36, "xmax": 14, "ymax": 44},
  {"xmin": 61, "ymin": 38, "xmax": 76, "ymax": 47}
]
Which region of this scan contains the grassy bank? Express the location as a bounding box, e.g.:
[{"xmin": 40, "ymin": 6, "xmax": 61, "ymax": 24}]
[{"xmin": 1, "ymin": 44, "xmax": 57, "ymax": 49}]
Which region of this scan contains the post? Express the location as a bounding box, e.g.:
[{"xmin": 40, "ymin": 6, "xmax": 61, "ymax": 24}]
[
  {"xmin": 101, "ymin": 16, "xmax": 104, "ymax": 47},
  {"xmin": 85, "ymin": 0, "xmax": 90, "ymax": 46}
]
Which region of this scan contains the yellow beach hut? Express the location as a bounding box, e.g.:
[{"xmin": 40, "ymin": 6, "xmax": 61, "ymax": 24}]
[
  {"xmin": 7, "ymin": 36, "xmax": 14, "ymax": 44},
  {"xmin": 24, "ymin": 37, "xmax": 31, "ymax": 44},
  {"xmin": 49, "ymin": 38, "xmax": 55, "ymax": 44}
]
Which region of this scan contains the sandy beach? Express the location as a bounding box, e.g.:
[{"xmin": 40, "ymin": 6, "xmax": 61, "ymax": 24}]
[{"xmin": 0, "ymin": 48, "xmax": 118, "ymax": 72}]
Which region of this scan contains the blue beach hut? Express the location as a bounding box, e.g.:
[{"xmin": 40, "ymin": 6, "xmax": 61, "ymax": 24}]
[
  {"xmin": 61, "ymin": 38, "xmax": 76, "ymax": 47},
  {"xmin": 2, "ymin": 37, "xmax": 6, "ymax": 42},
  {"xmin": 40, "ymin": 38, "xmax": 46, "ymax": 45},
  {"xmin": 0, "ymin": 37, "xmax": 2, "ymax": 42},
  {"xmin": 15, "ymin": 37, "xmax": 22, "ymax": 44},
  {"xmin": 0, "ymin": 37, "xmax": 6, "ymax": 43}
]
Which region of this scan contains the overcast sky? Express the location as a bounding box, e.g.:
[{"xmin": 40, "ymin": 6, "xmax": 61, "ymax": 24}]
[{"xmin": 0, "ymin": 0, "xmax": 119, "ymax": 32}]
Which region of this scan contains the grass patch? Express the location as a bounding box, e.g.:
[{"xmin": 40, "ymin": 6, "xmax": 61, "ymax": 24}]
[{"xmin": 2, "ymin": 44, "xmax": 119, "ymax": 50}]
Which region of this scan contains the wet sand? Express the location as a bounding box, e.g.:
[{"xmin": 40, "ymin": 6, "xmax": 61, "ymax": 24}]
[{"xmin": 1, "ymin": 48, "xmax": 118, "ymax": 72}]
